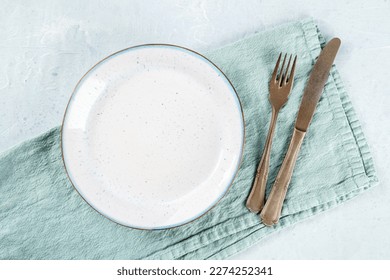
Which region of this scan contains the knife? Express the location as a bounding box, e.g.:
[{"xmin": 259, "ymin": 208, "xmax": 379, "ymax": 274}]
[{"xmin": 260, "ymin": 38, "xmax": 341, "ymax": 226}]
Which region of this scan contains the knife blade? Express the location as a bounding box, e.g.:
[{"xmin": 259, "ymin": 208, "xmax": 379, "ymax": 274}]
[
  {"xmin": 260, "ymin": 38, "xmax": 341, "ymax": 226},
  {"xmin": 295, "ymin": 38, "xmax": 341, "ymax": 131}
]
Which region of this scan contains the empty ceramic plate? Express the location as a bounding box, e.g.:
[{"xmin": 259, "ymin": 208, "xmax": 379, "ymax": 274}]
[{"xmin": 62, "ymin": 44, "xmax": 244, "ymax": 229}]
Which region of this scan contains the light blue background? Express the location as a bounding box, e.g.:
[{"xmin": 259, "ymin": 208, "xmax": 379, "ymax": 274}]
[{"xmin": 1, "ymin": 0, "xmax": 389, "ymax": 259}]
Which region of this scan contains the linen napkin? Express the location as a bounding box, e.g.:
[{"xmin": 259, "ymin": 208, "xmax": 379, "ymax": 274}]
[{"xmin": 0, "ymin": 18, "xmax": 378, "ymax": 260}]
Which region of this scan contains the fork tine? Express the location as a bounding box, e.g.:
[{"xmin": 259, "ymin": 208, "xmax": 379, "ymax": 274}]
[
  {"xmin": 281, "ymin": 54, "xmax": 292, "ymax": 85},
  {"xmin": 271, "ymin": 53, "xmax": 282, "ymax": 82},
  {"xmin": 278, "ymin": 54, "xmax": 287, "ymax": 86},
  {"xmin": 286, "ymin": 55, "xmax": 297, "ymax": 84}
]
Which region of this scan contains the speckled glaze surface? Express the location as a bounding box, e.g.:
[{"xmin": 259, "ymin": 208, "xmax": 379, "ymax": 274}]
[{"xmin": 62, "ymin": 45, "xmax": 244, "ymax": 229}]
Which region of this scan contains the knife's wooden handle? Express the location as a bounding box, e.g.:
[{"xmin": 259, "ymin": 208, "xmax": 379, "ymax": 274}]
[{"xmin": 260, "ymin": 128, "xmax": 306, "ymax": 226}]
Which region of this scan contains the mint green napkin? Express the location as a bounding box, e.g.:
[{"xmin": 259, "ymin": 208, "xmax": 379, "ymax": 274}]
[{"xmin": 0, "ymin": 18, "xmax": 378, "ymax": 260}]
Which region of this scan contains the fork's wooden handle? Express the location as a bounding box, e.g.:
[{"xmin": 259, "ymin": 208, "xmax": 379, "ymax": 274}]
[
  {"xmin": 246, "ymin": 109, "xmax": 278, "ymax": 213},
  {"xmin": 260, "ymin": 128, "xmax": 306, "ymax": 226}
]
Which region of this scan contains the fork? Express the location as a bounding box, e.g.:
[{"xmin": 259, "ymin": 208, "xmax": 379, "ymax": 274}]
[{"xmin": 246, "ymin": 53, "xmax": 297, "ymax": 213}]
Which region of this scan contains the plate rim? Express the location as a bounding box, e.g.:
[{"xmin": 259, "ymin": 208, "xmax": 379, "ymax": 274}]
[{"xmin": 61, "ymin": 43, "xmax": 246, "ymax": 230}]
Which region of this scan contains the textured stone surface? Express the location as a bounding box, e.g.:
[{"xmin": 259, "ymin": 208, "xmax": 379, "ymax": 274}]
[{"xmin": 1, "ymin": 0, "xmax": 389, "ymax": 259}]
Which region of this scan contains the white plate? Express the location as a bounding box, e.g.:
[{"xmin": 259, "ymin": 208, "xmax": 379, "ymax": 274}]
[{"xmin": 62, "ymin": 45, "xmax": 244, "ymax": 229}]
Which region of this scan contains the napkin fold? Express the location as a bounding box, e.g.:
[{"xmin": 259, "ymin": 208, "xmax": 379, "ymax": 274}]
[{"xmin": 0, "ymin": 18, "xmax": 378, "ymax": 260}]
